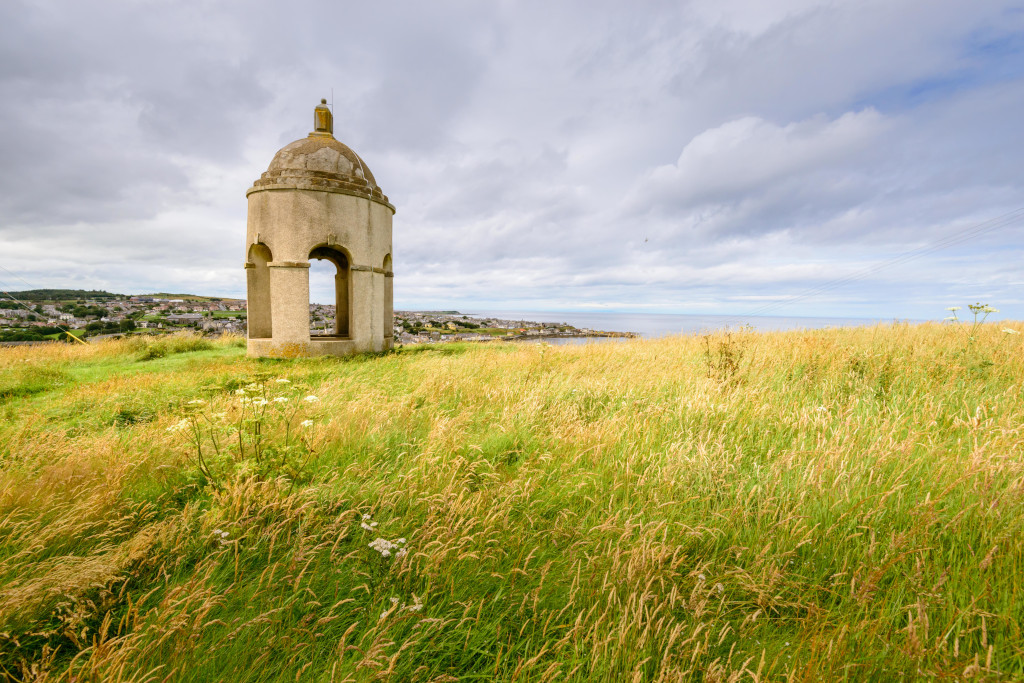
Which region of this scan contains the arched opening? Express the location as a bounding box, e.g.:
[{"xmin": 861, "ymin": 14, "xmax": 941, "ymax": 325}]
[
  {"xmin": 309, "ymin": 246, "xmax": 350, "ymax": 337},
  {"xmin": 246, "ymin": 243, "xmax": 273, "ymax": 338},
  {"xmin": 382, "ymin": 253, "xmax": 393, "ymax": 344}
]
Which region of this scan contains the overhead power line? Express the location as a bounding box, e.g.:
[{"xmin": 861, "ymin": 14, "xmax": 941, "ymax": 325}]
[{"xmin": 0, "ymin": 264, "xmax": 89, "ymax": 345}]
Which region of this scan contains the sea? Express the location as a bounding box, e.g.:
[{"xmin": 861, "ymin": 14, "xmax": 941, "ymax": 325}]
[{"xmin": 465, "ymin": 310, "xmax": 906, "ymax": 344}]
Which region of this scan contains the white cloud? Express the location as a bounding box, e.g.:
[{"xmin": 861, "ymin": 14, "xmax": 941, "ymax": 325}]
[
  {"xmin": 633, "ymin": 109, "xmax": 887, "ymax": 211},
  {"xmin": 0, "ymin": 0, "xmax": 1022, "ymax": 319}
]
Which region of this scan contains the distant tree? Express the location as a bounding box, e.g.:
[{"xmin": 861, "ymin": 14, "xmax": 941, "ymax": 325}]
[
  {"xmin": 71, "ymin": 305, "xmax": 107, "ymax": 318},
  {"xmin": 3, "ymin": 289, "xmax": 120, "ymax": 301},
  {"xmin": 0, "ymin": 329, "xmax": 46, "ymax": 342}
]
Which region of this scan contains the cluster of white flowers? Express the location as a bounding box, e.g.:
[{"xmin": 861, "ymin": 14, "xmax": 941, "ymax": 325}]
[
  {"xmin": 303, "ymin": 395, "xmax": 320, "ymax": 403},
  {"xmin": 1004, "ymin": 328, "xmax": 1020, "ymax": 335},
  {"xmin": 300, "ymin": 419, "xmax": 314, "ymax": 428},
  {"xmin": 186, "ymin": 399, "xmax": 206, "ymax": 405},
  {"xmin": 368, "ymin": 536, "xmax": 409, "ymax": 559},
  {"xmin": 166, "ymin": 418, "xmax": 190, "ymax": 433},
  {"xmin": 274, "ymin": 378, "xmax": 291, "ymax": 384},
  {"xmin": 359, "ymin": 513, "xmax": 378, "ymax": 531},
  {"xmin": 272, "ymin": 396, "xmax": 289, "ymax": 403},
  {"xmin": 212, "ymin": 528, "xmax": 231, "ymax": 547},
  {"xmin": 379, "ymin": 594, "xmax": 424, "ymax": 620}
]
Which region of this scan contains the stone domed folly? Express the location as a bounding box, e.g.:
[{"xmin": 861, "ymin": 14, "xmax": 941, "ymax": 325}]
[{"xmin": 245, "ymin": 99, "xmax": 395, "ymax": 358}]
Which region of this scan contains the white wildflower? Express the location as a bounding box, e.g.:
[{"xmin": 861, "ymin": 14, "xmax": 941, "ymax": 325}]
[
  {"xmin": 186, "ymin": 399, "xmax": 206, "ymax": 405},
  {"xmin": 274, "ymin": 378, "xmax": 291, "ymax": 384},
  {"xmin": 396, "ymin": 548, "xmax": 408, "ymax": 559},
  {"xmin": 1003, "ymin": 328, "xmax": 1019, "ymax": 335},
  {"xmin": 166, "ymin": 418, "xmax": 190, "ymax": 433},
  {"xmin": 984, "ymin": 306, "xmax": 1000, "ymax": 313},
  {"xmin": 252, "ymin": 398, "xmax": 268, "ymax": 407},
  {"xmin": 300, "ymin": 419, "xmax": 314, "ymax": 428},
  {"xmin": 390, "ymin": 597, "xmax": 400, "ymax": 605},
  {"xmin": 303, "ymin": 395, "xmax": 320, "ymax": 403},
  {"xmin": 360, "ymin": 522, "xmax": 374, "ymax": 531},
  {"xmin": 362, "ymin": 514, "xmax": 372, "ymax": 520},
  {"xmin": 405, "ymin": 594, "xmax": 424, "ymax": 612},
  {"xmin": 213, "ymin": 528, "xmax": 222, "ymax": 535},
  {"xmin": 273, "ymin": 396, "xmax": 288, "ymax": 403},
  {"xmin": 369, "ymin": 537, "xmax": 398, "ymax": 557},
  {"xmin": 946, "ymin": 306, "xmax": 961, "ymax": 312},
  {"xmin": 396, "ymin": 538, "xmax": 407, "ymax": 544},
  {"xmin": 379, "ymin": 611, "xmax": 388, "ymax": 620},
  {"xmin": 715, "ymin": 583, "xmax": 724, "ymax": 594},
  {"xmin": 234, "ymin": 388, "xmax": 247, "ymax": 395}
]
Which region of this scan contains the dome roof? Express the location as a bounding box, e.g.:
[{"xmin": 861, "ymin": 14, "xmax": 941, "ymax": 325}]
[{"xmin": 248, "ymin": 103, "xmax": 392, "ymax": 210}]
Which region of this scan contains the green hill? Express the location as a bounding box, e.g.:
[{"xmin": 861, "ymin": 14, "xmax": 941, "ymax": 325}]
[
  {"xmin": 2, "ymin": 288, "xmax": 121, "ymax": 301},
  {"xmin": 1, "ymin": 324, "xmax": 1022, "ymax": 680}
]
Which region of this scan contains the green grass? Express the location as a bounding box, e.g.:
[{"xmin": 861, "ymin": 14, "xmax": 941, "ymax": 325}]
[{"xmin": 1, "ymin": 324, "xmax": 1023, "ymax": 681}]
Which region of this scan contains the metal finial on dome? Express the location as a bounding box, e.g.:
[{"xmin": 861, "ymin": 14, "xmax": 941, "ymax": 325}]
[{"xmin": 313, "ymin": 98, "xmax": 333, "ymax": 136}]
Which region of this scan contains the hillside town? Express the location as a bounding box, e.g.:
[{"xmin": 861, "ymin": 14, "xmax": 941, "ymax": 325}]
[
  {"xmin": 0, "ymin": 291, "xmax": 246, "ymax": 342},
  {"xmin": 0, "ymin": 290, "xmax": 633, "ymax": 344}
]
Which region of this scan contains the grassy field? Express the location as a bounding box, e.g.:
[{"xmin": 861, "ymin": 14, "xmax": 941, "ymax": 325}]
[{"xmin": 1, "ymin": 323, "xmax": 1022, "ymax": 681}]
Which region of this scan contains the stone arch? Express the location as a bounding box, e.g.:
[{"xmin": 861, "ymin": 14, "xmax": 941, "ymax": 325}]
[
  {"xmin": 382, "ymin": 253, "xmax": 393, "ymax": 345},
  {"xmin": 246, "ymin": 243, "xmax": 273, "ymax": 338},
  {"xmin": 309, "ymin": 245, "xmax": 351, "ymax": 337}
]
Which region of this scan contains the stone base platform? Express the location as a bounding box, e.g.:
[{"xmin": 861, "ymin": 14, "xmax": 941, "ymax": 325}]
[{"xmin": 247, "ymin": 336, "xmax": 357, "ymax": 358}]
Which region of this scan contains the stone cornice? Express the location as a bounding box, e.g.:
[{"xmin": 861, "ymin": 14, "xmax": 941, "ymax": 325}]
[{"xmin": 246, "ymin": 181, "xmax": 395, "ymax": 214}]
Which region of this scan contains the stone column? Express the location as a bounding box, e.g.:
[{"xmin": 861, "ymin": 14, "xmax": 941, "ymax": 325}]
[
  {"xmin": 384, "ymin": 269, "xmax": 394, "ymax": 350},
  {"xmin": 335, "ymin": 267, "xmax": 349, "ymax": 337},
  {"xmin": 349, "ymin": 265, "xmax": 373, "ymax": 351},
  {"xmin": 245, "ymin": 262, "xmax": 273, "ymax": 339},
  {"xmin": 370, "ymin": 270, "xmax": 385, "ymax": 352},
  {"xmin": 268, "ymin": 261, "xmax": 311, "ymax": 345}
]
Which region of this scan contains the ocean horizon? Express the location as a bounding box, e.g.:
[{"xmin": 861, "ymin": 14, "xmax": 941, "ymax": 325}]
[{"xmin": 463, "ymin": 310, "xmax": 920, "ymax": 339}]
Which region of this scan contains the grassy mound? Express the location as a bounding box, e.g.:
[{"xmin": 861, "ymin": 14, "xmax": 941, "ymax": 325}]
[{"xmin": 1, "ymin": 325, "xmax": 1022, "ymax": 681}]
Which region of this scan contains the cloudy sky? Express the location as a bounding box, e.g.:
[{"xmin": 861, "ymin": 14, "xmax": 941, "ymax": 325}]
[{"xmin": 1, "ymin": 0, "xmax": 1022, "ymax": 319}]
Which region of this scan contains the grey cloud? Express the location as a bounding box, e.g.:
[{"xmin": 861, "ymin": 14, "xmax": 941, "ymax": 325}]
[{"xmin": 0, "ymin": 0, "xmax": 1022, "ymax": 319}]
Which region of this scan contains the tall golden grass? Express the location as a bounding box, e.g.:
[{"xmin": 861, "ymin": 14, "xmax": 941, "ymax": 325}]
[{"xmin": 1, "ymin": 323, "xmax": 1022, "ymax": 681}]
